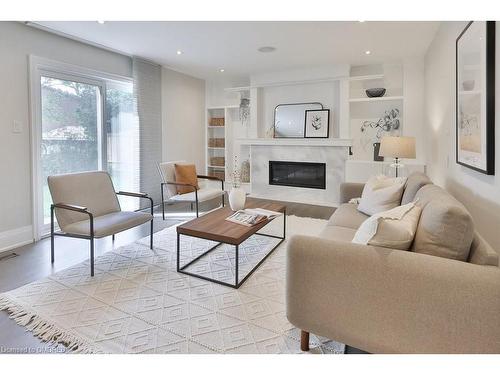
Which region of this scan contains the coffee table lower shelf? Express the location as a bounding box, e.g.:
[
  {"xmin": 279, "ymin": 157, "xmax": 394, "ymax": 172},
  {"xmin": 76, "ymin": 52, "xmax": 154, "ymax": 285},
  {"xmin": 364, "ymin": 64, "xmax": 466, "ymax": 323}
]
[{"xmin": 176, "ymin": 214, "xmax": 286, "ymax": 289}]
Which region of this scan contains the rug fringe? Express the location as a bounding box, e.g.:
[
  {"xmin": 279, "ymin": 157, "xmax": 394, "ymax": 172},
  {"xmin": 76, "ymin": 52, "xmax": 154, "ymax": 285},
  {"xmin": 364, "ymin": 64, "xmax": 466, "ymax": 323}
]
[{"xmin": 0, "ymin": 294, "xmax": 98, "ymax": 353}]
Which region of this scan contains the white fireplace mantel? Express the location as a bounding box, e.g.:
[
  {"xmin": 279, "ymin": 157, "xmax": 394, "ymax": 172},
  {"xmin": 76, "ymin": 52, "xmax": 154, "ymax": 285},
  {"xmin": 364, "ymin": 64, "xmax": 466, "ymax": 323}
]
[{"xmin": 236, "ymin": 138, "xmax": 352, "ymax": 147}]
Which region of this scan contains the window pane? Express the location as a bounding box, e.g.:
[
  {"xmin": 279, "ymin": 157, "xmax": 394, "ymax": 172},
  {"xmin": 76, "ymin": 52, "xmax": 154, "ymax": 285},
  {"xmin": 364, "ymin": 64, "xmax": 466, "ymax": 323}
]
[
  {"xmin": 106, "ymin": 81, "xmax": 140, "ymax": 211},
  {"xmin": 41, "ymin": 77, "xmax": 100, "ymax": 224}
]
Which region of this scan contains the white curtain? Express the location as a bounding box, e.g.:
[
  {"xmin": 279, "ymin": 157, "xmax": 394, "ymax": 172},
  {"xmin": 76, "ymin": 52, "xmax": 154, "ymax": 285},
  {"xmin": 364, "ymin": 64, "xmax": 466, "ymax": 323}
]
[{"xmin": 133, "ymin": 57, "xmax": 162, "ymax": 206}]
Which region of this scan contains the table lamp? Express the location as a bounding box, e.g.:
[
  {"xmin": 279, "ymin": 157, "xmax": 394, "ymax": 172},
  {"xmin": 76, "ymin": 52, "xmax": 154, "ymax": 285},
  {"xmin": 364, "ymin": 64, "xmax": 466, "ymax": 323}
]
[{"xmin": 379, "ymin": 136, "xmax": 416, "ymax": 177}]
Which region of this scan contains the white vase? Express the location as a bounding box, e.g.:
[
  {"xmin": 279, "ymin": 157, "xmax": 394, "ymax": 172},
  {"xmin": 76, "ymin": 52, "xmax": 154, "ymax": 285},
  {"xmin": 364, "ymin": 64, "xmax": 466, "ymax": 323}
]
[{"xmin": 229, "ymin": 187, "xmax": 246, "ymax": 211}]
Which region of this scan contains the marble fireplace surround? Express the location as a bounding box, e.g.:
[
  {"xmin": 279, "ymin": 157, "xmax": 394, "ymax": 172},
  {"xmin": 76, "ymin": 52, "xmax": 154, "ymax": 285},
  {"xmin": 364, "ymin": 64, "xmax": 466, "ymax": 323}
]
[{"xmin": 243, "ymin": 139, "xmax": 351, "ymax": 207}]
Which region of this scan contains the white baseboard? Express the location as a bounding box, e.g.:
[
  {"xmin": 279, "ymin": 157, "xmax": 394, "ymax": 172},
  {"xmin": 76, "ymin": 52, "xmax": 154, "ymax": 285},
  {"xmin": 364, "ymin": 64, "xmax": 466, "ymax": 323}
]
[{"xmin": 0, "ymin": 225, "xmax": 34, "ymax": 253}]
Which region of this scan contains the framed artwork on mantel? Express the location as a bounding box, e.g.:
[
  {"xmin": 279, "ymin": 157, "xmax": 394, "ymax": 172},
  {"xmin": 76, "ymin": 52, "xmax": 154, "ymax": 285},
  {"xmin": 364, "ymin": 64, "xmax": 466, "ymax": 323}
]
[
  {"xmin": 304, "ymin": 109, "xmax": 330, "ymax": 138},
  {"xmin": 456, "ymin": 21, "xmax": 495, "ymax": 175}
]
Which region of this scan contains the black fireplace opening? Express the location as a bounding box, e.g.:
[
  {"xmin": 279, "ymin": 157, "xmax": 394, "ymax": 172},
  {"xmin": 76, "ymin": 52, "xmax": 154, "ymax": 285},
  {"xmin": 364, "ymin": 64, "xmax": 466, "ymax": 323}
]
[{"xmin": 269, "ymin": 161, "xmax": 326, "ymax": 190}]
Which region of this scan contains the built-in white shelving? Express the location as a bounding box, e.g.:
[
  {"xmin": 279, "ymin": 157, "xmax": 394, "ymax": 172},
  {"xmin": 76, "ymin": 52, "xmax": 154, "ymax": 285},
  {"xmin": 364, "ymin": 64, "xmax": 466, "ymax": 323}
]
[
  {"xmin": 348, "ymin": 74, "xmax": 385, "ymax": 81},
  {"xmin": 348, "ymin": 95, "xmax": 404, "ymax": 103},
  {"xmin": 348, "ymin": 64, "xmax": 405, "ymax": 161}
]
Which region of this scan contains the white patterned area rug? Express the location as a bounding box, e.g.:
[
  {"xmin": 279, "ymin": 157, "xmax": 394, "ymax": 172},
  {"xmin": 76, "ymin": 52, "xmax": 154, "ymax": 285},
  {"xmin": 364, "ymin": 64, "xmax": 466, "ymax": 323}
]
[{"xmin": 0, "ymin": 215, "xmax": 344, "ymax": 354}]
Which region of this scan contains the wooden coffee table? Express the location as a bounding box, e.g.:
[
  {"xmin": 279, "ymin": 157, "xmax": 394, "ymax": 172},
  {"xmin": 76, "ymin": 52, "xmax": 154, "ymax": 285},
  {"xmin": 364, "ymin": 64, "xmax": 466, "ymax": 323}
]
[{"xmin": 176, "ymin": 202, "xmax": 286, "ymax": 289}]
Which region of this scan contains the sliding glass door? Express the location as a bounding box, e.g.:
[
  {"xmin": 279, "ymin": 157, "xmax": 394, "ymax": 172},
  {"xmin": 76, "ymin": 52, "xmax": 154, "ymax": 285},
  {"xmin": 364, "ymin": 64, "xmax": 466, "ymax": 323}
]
[
  {"xmin": 40, "ymin": 75, "xmax": 103, "ymax": 225},
  {"xmin": 33, "ymin": 60, "xmax": 139, "ymax": 238}
]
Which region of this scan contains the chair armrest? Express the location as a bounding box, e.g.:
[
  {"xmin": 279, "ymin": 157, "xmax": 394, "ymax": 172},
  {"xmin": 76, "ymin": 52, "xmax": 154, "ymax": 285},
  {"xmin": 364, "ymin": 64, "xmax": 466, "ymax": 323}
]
[
  {"xmin": 339, "ymin": 182, "xmax": 365, "ymax": 203},
  {"xmin": 116, "ymin": 191, "xmax": 148, "ymax": 198},
  {"xmin": 286, "ymin": 235, "xmax": 500, "ymax": 353},
  {"xmin": 116, "ymin": 191, "xmax": 154, "ymax": 214},
  {"xmin": 52, "ymin": 203, "xmax": 88, "ymax": 213},
  {"xmin": 197, "ymin": 175, "xmax": 224, "ymax": 190}
]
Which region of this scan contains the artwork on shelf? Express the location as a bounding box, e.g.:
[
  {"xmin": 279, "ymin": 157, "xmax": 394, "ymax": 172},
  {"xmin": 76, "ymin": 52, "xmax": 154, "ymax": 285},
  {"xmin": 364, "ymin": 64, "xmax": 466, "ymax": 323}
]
[
  {"xmin": 456, "ymin": 21, "xmax": 495, "ymax": 175},
  {"xmin": 304, "ymin": 109, "xmax": 330, "ymax": 138},
  {"xmin": 360, "ymin": 108, "xmax": 401, "ymax": 161}
]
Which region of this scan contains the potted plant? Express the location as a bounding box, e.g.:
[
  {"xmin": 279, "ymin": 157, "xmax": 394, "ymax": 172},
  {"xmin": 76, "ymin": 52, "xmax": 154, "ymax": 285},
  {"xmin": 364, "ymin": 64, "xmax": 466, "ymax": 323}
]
[{"xmin": 360, "ymin": 108, "xmax": 401, "ymax": 161}]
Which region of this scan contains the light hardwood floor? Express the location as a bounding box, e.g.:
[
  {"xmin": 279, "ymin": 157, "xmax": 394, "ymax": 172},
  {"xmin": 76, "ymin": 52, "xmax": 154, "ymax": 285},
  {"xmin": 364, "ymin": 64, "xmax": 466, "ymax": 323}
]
[{"xmin": 0, "ymin": 197, "xmax": 334, "ymax": 353}]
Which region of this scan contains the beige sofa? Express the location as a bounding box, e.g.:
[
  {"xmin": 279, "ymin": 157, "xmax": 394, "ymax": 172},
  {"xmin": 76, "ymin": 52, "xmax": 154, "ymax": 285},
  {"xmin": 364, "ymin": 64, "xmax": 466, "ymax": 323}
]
[{"xmin": 286, "ymin": 172, "xmax": 500, "ymax": 353}]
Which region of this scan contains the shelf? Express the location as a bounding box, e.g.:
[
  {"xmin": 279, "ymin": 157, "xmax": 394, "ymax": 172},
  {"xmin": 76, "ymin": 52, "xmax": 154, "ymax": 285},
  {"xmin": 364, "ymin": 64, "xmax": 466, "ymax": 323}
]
[
  {"xmin": 349, "ymin": 74, "xmax": 385, "ymax": 81},
  {"xmin": 459, "ymin": 90, "xmax": 481, "ymax": 96},
  {"xmin": 349, "ymin": 96, "xmax": 404, "ymax": 103},
  {"xmin": 207, "ymin": 147, "xmax": 225, "ymax": 150},
  {"xmin": 207, "ymin": 126, "xmax": 225, "ymax": 129},
  {"xmin": 236, "ymin": 138, "xmax": 352, "ymax": 147},
  {"xmin": 207, "ymin": 165, "xmax": 225, "ymax": 169}
]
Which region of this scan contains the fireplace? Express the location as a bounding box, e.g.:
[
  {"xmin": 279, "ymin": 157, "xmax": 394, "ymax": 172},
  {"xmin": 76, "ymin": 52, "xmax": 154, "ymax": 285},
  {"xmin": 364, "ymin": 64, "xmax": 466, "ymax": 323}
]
[{"xmin": 269, "ymin": 161, "xmax": 326, "ymax": 189}]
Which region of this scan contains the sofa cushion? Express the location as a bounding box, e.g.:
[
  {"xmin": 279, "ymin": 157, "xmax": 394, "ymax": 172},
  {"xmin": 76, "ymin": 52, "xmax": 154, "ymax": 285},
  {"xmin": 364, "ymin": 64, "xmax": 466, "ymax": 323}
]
[
  {"xmin": 412, "ymin": 184, "xmax": 474, "ymax": 261},
  {"xmin": 468, "ymin": 232, "xmax": 499, "ymax": 266},
  {"xmin": 401, "ymin": 172, "xmax": 432, "ymax": 205},
  {"xmin": 352, "ymin": 202, "xmax": 422, "ymax": 250},
  {"xmin": 357, "ymin": 175, "xmax": 406, "ymax": 216},
  {"xmin": 328, "ymin": 203, "xmax": 369, "ymax": 230},
  {"xmin": 319, "ymin": 225, "xmax": 357, "ymax": 242},
  {"xmin": 63, "ymin": 211, "xmax": 152, "ymax": 238}
]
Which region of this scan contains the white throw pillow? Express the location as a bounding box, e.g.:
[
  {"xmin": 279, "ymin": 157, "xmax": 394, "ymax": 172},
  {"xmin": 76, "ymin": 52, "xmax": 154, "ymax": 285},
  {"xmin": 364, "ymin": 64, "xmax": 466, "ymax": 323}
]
[
  {"xmin": 352, "ymin": 202, "xmax": 422, "ymax": 250},
  {"xmin": 357, "ymin": 175, "xmax": 406, "ymax": 216}
]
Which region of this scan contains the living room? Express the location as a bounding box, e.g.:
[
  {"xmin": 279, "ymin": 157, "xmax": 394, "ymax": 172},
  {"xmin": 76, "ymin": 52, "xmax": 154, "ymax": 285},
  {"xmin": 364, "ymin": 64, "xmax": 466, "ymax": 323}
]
[{"xmin": 1, "ymin": 0, "xmax": 500, "ymax": 371}]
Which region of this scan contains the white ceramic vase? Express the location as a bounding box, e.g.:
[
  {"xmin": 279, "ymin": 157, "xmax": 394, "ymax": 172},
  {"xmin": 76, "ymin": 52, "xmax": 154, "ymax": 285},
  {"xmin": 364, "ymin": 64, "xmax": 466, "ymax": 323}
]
[{"xmin": 229, "ymin": 187, "xmax": 246, "ymax": 211}]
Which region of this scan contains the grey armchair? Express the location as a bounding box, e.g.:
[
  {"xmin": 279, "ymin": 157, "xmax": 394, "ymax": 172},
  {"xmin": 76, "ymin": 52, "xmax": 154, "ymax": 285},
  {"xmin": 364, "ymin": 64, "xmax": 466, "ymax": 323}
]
[
  {"xmin": 157, "ymin": 161, "xmax": 224, "ymax": 218},
  {"xmin": 48, "ymin": 171, "xmax": 154, "ymax": 276}
]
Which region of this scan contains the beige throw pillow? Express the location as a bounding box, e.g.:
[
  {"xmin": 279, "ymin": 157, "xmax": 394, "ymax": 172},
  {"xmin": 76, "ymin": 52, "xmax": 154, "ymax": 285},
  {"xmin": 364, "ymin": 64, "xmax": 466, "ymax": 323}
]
[
  {"xmin": 357, "ymin": 175, "xmax": 407, "ymax": 216},
  {"xmin": 352, "ymin": 202, "xmax": 422, "ymax": 250}
]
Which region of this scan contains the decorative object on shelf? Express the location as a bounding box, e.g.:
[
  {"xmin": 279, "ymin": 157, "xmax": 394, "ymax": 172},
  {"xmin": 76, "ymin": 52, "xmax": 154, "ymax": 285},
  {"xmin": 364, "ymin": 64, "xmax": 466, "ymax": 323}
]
[
  {"xmin": 209, "ymin": 117, "xmax": 225, "ymax": 126},
  {"xmin": 456, "ymin": 21, "xmax": 495, "ymax": 175},
  {"xmin": 360, "ymin": 108, "xmax": 401, "ymax": 161},
  {"xmin": 274, "ymin": 102, "xmax": 323, "ymax": 138},
  {"xmin": 304, "ymin": 109, "xmax": 330, "ymax": 138},
  {"xmin": 373, "ymin": 142, "xmax": 384, "ymax": 162},
  {"xmin": 265, "ymin": 124, "xmax": 275, "ymax": 138},
  {"xmin": 380, "ymin": 136, "xmax": 416, "ymax": 178},
  {"xmin": 208, "ymin": 138, "xmax": 225, "ymax": 148},
  {"xmin": 229, "ymin": 156, "xmax": 246, "ymax": 211},
  {"xmin": 241, "ymin": 157, "xmax": 250, "ymax": 183},
  {"xmin": 239, "ymin": 98, "xmax": 250, "ymax": 127},
  {"xmin": 365, "ymin": 88, "xmax": 386, "ymax": 98},
  {"xmin": 462, "ymin": 80, "xmax": 475, "ymax": 91},
  {"xmin": 210, "ymin": 156, "xmax": 225, "ymax": 167}
]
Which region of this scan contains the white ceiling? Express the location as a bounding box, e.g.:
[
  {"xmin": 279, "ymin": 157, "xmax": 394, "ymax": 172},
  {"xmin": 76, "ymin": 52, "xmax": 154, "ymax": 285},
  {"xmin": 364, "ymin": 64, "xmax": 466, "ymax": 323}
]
[{"xmin": 33, "ymin": 21, "xmax": 440, "ymax": 81}]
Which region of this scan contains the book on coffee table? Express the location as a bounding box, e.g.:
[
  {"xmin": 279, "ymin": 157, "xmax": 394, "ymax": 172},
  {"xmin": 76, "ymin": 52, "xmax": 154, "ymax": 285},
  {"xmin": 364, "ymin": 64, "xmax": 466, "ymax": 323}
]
[{"xmin": 226, "ymin": 208, "xmax": 282, "ymax": 227}]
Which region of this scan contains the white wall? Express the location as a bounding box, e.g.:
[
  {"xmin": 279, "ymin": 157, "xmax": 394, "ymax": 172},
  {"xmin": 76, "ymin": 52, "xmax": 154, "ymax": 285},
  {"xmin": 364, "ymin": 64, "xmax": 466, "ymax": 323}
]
[
  {"xmin": 161, "ymin": 67, "xmax": 206, "ymax": 172},
  {"xmin": 424, "ymin": 21, "xmax": 500, "ymax": 250},
  {"xmin": 0, "ymin": 22, "xmax": 132, "ymax": 249}
]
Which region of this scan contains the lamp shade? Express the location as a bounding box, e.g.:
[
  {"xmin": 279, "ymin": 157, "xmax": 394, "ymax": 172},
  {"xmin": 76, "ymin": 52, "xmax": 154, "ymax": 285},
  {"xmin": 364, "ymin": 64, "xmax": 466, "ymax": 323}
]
[{"xmin": 379, "ymin": 136, "xmax": 416, "ymax": 159}]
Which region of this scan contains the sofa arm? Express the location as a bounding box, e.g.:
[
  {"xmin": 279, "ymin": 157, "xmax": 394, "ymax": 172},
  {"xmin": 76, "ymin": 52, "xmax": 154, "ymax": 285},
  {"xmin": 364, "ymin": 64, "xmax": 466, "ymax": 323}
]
[
  {"xmin": 286, "ymin": 235, "xmax": 500, "ymax": 353},
  {"xmin": 339, "ymin": 182, "xmax": 364, "ymax": 204}
]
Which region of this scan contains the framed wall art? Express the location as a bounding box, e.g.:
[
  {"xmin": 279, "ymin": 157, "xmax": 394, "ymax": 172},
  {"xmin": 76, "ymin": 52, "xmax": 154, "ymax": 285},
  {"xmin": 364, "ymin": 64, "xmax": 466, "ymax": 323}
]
[
  {"xmin": 456, "ymin": 21, "xmax": 495, "ymax": 175},
  {"xmin": 304, "ymin": 109, "xmax": 330, "ymax": 138}
]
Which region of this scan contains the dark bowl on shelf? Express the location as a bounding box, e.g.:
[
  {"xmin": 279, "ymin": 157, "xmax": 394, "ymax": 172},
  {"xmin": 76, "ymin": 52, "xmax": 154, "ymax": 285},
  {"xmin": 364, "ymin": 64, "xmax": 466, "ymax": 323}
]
[{"xmin": 366, "ymin": 88, "xmax": 386, "ymax": 98}]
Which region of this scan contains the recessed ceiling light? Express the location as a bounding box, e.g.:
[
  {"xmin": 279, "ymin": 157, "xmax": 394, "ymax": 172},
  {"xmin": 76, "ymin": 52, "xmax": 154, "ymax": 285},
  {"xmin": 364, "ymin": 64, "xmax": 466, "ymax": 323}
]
[
  {"xmin": 176, "ymin": 50, "xmax": 182, "ymax": 55},
  {"xmin": 219, "ymin": 69, "xmax": 225, "ymax": 73},
  {"xmin": 365, "ymin": 50, "xmax": 371, "ymax": 55},
  {"xmin": 97, "ymin": 20, "xmax": 105, "ymax": 24},
  {"xmin": 258, "ymin": 46, "xmax": 277, "ymax": 53}
]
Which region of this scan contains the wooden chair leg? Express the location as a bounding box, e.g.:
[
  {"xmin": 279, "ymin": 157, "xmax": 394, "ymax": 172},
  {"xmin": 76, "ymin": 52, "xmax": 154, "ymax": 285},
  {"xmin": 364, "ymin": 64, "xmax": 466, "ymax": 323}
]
[{"xmin": 301, "ymin": 330, "xmax": 310, "ymax": 351}]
